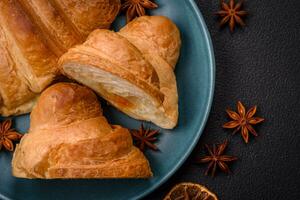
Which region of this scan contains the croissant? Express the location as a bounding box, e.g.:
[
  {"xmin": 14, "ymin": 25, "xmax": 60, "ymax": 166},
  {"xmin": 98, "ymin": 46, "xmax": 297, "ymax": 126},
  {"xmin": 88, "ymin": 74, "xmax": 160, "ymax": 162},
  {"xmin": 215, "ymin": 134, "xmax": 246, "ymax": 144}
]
[
  {"xmin": 59, "ymin": 16, "xmax": 181, "ymax": 129},
  {"xmin": 0, "ymin": 0, "xmax": 120, "ymax": 116},
  {"xmin": 12, "ymin": 83, "xmax": 152, "ymax": 179}
]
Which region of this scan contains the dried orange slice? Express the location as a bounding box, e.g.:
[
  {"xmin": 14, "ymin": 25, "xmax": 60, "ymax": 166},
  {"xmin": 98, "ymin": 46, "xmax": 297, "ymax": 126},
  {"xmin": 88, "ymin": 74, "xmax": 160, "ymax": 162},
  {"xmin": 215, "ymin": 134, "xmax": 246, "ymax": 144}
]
[{"xmin": 163, "ymin": 182, "xmax": 218, "ymax": 200}]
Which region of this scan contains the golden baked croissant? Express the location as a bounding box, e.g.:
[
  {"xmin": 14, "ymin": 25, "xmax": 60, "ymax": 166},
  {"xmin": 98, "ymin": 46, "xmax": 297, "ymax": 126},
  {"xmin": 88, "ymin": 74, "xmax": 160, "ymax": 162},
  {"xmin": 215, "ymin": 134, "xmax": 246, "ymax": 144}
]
[
  {"xmin": 59, "ymin": 16, "xmax": 181, "ymax": 129},
  {"xmin": 12, "ymin": 83, "xmax": 152, "ymax": 179},
  {"xmin": 0, "ymin": 0, "xmax": 120, "ymax": 116}
]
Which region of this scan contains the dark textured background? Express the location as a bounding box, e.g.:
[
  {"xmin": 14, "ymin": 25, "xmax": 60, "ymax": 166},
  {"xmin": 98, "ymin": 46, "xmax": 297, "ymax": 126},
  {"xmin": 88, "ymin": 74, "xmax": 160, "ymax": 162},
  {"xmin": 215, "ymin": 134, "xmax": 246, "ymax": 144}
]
[{"xmin": 145, "ymin": 0, "xmax": 300, "ymax": 199}]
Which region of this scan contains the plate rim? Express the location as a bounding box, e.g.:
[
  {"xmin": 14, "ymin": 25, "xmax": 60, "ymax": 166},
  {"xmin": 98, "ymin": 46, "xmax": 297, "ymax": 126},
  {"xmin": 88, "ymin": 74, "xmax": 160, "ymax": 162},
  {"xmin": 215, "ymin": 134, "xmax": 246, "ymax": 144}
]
[{"xmin": 135, "ymin": 0, "xmax": 216, "ymax": 199}]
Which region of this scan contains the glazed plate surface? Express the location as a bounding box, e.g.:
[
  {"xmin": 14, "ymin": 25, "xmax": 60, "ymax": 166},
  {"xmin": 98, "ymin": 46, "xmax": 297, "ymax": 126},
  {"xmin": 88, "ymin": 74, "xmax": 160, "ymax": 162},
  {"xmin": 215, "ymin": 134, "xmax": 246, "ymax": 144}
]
[{"xmin": 0, "ymin": 0, "xmax": 215, "ymax": 199}]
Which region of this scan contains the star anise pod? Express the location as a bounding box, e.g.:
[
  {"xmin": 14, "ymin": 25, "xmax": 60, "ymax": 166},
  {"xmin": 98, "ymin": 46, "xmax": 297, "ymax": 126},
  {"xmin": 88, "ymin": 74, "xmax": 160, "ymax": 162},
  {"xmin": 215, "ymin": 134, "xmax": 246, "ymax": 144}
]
[
  {"xmin": 195, "ymin": 140, "xmax": 237, "ymax": 177},
  {"xmin": 121, "ymin": 0, "xmax": 158, "ymax": 23},
  {"xmin": 131, "ymin": 124, "xmax": 159, "ymax": 152},
  {"xmin": 223, "ymin": 101, "xmax": 264, "ymax": 143},
  {"xmin": 215, "ymin": 0, "xmax": 248, "ymax": 32},
  {"xmin": 0, "ymin": 119, "xmax": 23, "ymax": 152}
]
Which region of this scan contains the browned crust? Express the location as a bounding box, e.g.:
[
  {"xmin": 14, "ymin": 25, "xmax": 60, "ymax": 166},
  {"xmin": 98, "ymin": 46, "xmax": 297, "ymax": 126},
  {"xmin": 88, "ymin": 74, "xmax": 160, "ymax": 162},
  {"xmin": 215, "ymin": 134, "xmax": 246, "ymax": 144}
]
[
  {"xmin": 12, "ymin": 83, "xmax": 152, "ymax": 179},
  {"xmin": 59, "ymin": 19, "xmax": 181, "ymax": 129},
  {"xmin": 0, "ymin": 0, "xmax": 120, "ymax": 116},
  {"xmin": 84, "ymin": 29, "xmax": 160, "ymax": 88},
  {"xmin": 29, "ymin": 83, "xmax": 103, "ymax": 130},
  {"xmin": 48, "ymin": 0, "xmax": 121, "ymax": 36},
  {"xmin": 59, "ymin": 44, "xmax": 165, "ymax": 106},
  {"xmin": 119, "ymin": 16, "xmax": 181, "ymax": 70},
  {"xmin": 0, "ymin": 0, "xmax": 58, "ymax": 91},
  {"xmin": 17, "ymin": 0, "xmax": 82, "ymax": 55},
  {"xmin": 0, "ymin": 27, "xmax": 37, "ymax": 116},
  {"xmin": 47, "ymin": 0, "xmax": 85, "ymax": 41}
]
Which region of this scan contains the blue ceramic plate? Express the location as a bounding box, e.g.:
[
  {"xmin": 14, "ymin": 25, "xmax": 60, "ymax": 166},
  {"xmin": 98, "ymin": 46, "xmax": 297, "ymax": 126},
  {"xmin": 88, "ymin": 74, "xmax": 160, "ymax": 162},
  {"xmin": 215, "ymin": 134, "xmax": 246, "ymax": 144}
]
[{"xmin": 0, "ymin": 0, "xmax": 215, "ymax": 199}]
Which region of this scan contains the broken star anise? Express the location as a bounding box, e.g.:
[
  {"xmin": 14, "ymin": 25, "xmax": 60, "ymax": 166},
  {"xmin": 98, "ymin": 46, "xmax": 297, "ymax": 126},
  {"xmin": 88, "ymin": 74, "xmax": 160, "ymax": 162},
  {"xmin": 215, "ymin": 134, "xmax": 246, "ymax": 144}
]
[
  {"xmin": 195, "ymin": 140, "xmax": 237, "ymax": 177},
  {"xmin": 121, "ymin": 0, "xmax": 158, "ymax": 23},
  {"xmin": 131, "ymin": 124, "xmax": 159, "ymax": 152},
  {"xmin": 0, "ymin": 119, "xmax": 23, "ymax": 152},
  {"xmin": 223, "ymin": 101, "xmax": 264, "ymax": 143},
  {"xmin": 215, "ymin": 0, "xmax": 248, "ymax": 32}
]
